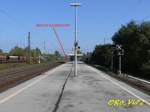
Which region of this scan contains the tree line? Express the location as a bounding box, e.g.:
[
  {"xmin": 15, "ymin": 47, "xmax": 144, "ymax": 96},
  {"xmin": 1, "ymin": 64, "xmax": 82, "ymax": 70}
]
[
  {"xmin": 0, "ymin": 46, "xmax": 41, "ymax": 57},
  {"xmin": 87, "ymin": 21, "xmax": 150, "ymax": 80},
  {"xmin": 0, "ymin": 46, "xmax": 62, "ymax": 62}
]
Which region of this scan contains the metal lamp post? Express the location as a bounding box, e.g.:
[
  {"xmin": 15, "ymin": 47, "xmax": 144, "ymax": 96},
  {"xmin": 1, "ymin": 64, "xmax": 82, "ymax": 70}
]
[{"xmin": 70, "ymin": 2, "xmax": 81, "ymax": 76}]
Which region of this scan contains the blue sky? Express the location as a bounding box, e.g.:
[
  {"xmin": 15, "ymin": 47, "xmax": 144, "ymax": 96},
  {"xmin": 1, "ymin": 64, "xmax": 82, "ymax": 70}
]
[{"xmin": 0, "ymin": 0, "xmax": 150, "ymax": 54}]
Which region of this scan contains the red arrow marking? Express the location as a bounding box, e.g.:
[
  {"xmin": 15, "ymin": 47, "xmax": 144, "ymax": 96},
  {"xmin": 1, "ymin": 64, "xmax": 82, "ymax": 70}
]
[{"xmin": 52, "ymin": 27, "xmax": 68, "ymax": 59}]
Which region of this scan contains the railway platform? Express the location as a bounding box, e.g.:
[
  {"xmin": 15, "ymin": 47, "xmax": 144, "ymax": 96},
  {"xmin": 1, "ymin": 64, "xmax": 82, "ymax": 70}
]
[{"xmin": 0, "ymin": 62, "xmax": 149, "ymax": 112}]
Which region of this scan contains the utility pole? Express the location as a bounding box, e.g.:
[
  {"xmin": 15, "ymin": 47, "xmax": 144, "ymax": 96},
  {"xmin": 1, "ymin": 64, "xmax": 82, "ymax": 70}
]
[
  {"xmin": 70, "ymin": 2, "xmax": 81, "ymax": 76},
  {"xmin": 38, "ymin": 54, "xmax": 41, "ymax": 64},
  {"xmin": 104, "ymin": 38, "xmax": 106, "ymax": 45},
  {"xmin": 28, "ymin": 32, "xmax": 31, "ymax": 62},
  {"xmin": 44, "ymin": 40, "xmax": 46, "ymax": 53}
]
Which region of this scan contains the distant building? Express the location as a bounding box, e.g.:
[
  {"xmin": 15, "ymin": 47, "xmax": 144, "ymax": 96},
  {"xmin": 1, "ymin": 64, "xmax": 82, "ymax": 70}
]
[{"xmin": 67, "ymin": 53, "xmax": 83, "ymax": 61}]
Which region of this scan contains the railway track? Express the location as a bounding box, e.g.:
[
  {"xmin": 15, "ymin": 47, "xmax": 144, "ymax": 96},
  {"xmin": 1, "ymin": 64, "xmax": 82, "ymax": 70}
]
[
  {"xmin": 93, "ymin": 65, "xmax": 150, "ymax": 95},
  {"xmin": 121, "ymin": 74, "xmax": 150, "ymax": 94},
  {"xmin": 105, "ymin": 71, "xmax": 150, "ymax": 95},
  {"xmin": 52, "ymin": 63, "xmax": 73, "ymax": 112},
  {"xmin": 0, "ymin": 63, "xmax": 61, "ymax": 92}
]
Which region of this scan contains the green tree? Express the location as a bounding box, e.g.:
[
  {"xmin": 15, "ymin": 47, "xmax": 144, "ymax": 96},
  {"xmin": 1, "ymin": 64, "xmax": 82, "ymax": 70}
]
[
  {"xmin": 54, "ymin": 51, "xmax": 61, "ymax": 60},
  {"xmin": 91, "ymin": 44, "xmax": 112, "ymax": 67},
  {"xmin": 9, "ymin": 46, "xmax": 25, "ymax": 56},
  {"xmin": 0, "ymin": 49, "xmax": 2, "ymax": 53},
  {"xmin": 112, "ymin": 21, "xmax": 150, "ymax": 77},
  {"xmin": 0, "ymin": 49, "xmax": 3, "ymax": 55},
  {"xmin": 31, "ymin": 48, "xmax": 41, "ymax": 57},
  {"xmin": 54, "ymin": 51, "xmax": 60, "ymax": 57},
  {"xmin": 43, "ymin": 54, "xmax": 57, "ymax": 62}
]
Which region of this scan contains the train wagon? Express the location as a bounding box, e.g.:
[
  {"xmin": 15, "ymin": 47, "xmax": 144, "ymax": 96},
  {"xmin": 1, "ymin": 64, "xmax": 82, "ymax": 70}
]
[
  {"xmin": 0, "ymin": 55, "xmax": 39, "ymax": 63},
  {"xmin": 19, "ymin": 56, "xmax": 27, "ymax": 62},
  {"xmin": 8, "ymin": 56, "xmax": 19, "ymax": 63},
  {"xmin": 0, "ymin": 55, "xmax": 7, "ymax": 63}
]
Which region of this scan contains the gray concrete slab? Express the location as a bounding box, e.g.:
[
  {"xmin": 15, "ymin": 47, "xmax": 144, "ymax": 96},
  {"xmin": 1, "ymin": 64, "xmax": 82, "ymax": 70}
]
[
  {"xmin": 0, "ymin": 62, "xmax": 149, "ymax": 112},
  {"xmin": 58, "ymin": 63, "xmax": 150, "ymax": 112},
  {"xmin": 0, "ymin": 63, "xmax": 73, "ymax": 112}
]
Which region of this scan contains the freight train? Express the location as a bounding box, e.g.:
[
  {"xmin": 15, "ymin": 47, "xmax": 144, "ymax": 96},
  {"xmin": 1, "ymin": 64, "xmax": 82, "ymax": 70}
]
[{"xmin": 0, "ymin": 55, "xmax": 39, "ymax": 63}]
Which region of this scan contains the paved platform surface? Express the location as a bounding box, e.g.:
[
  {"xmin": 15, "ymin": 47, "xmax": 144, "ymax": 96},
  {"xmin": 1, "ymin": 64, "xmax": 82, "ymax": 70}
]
[{"xmin": 0, "ymin": 62, "xmax": 149, "ymax": 112}]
